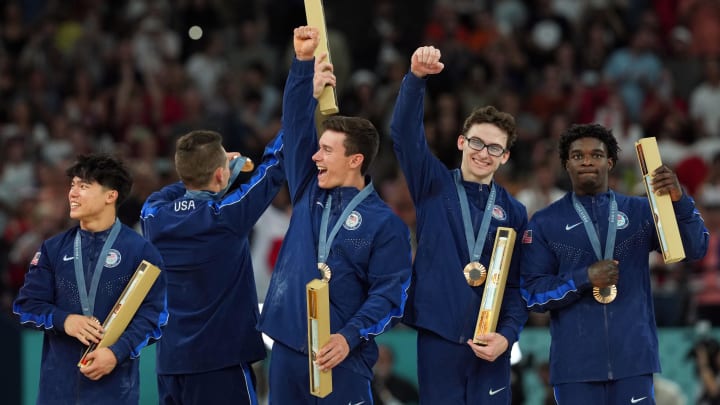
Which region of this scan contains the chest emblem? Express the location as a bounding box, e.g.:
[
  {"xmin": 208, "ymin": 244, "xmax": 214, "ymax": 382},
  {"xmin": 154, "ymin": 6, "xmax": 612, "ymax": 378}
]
[
  {"xmin": 615, "ymin": 211, "xmax": 629, "ymax": 230},
  {"xmin": 492, "ymin": 205, "xmax": 507, "ymax": 221},
  {"xmin": 343, "ymin": 211, "xmax": 362, "ymax": 230},
  {"xmin": 105, "ymin": 249, "xmax": 122, "ymax": 268}
]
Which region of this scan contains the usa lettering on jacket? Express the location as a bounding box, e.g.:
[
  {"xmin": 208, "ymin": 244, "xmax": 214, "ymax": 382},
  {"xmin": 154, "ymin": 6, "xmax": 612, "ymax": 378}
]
[{"xmin": 174, "ymin": 200, "xmax": 196, "ymax": 211}]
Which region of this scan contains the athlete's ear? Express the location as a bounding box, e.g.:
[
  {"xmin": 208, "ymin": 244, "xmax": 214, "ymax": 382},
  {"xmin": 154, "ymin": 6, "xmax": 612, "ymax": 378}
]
[
  {"xmin": 214, "ymin": 166, "xmax": 225, "ymax": 184},
  {"xmin": 105, "ymin": 189, "xmax": 118, "ymax": 205},
  {"xmin": 349, "ymin": 153, "xmax": 364, "ymax": 170}
]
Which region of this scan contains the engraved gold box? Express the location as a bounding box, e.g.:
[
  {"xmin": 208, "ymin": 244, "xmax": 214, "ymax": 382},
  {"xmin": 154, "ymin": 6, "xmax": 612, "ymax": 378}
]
[
  {"xmin": 635, "ymin": 137, "xmax": 685, "ymax": 263},
  {"xmin": 307, "ymin": 278, "xmax": 332, "ymax": 397},
  {"xmin": 79, "ymin": 260, "xmax": 161, "ymax": 367},
  {"xmin": 473, "ymin": 227, "xmax": 516, "ymax": 345},
  {"xmin": 304, "ymin": 0, "xmax": 339, "ymax": 115}
]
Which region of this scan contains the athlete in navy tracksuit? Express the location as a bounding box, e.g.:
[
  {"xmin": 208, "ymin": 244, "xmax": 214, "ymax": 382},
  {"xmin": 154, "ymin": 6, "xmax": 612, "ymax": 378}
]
[
  {"xmin": 141, "ymin": 130, "xmax": 284, "ymax": 404},
  {"xmin": 520, "ymin": 124, "xmax": 708, "ymax": 404},
  {"xmin": 390, "ymin": 46, "xmax": 528, "ymax": 404},
  {"xmin": 14, "ymin": 154, "xmax": 168, "ymax": 405},
  {"xmin": 258, "ymin": 27, "xmax": 412, "ymax": 405}
]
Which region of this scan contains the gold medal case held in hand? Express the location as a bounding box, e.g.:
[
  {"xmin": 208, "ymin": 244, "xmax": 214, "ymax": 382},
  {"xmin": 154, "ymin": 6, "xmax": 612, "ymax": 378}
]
[{"xmin": 464, "ymin": 262, "xmax": 487, "ymax": 286}]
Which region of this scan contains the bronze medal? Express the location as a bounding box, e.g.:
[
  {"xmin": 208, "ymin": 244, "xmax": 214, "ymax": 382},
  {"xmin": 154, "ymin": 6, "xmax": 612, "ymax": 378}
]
[
  {"xmin": 593, "ymin": 285, "xmax": 617, "ymax": 304},
  {"xmin": 463, "ymin": 262, "xmax": 487, "ymax": 287},
  {"xmin": 318, "ymin": 262, "xmax": 332, "ymax": 282}
]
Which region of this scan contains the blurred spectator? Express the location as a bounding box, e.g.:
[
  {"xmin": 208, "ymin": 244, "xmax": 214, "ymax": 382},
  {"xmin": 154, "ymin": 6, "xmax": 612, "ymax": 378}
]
[
  {"xmin": 679, "ymin": 0, "xmax": 720, "ymax": 58},
  {"xmin": 665, "ymin": 26, "xmax": 704, "ymax": 101},
  {"xmin": 250, "ymin": 184, "xmax": 291, "ymax": 302},
  {"xmin": 523, "ymin": 0, "xmax": 573, "ymax": 67},
  {"xmin": 379, "ymin": 173, "xmax": 416, "ymax": 256},
  {"xmin": 654, "ymin": 374, "xmax": 687, "ymax": 405},
  {"xmin": 516, "ymin": 160, "xmax": 565, "ymax": 218},
  {"xmin": 690, "ymin": 334, "xmax": 720, "ymax": 404},
  {"xmin": 185, "ymin": 29, "xmax": 228, "ymax": 104},
  {"xmin": 690, "ymin": 58, "xmax": 720, "ymax": 139},
  {"xmin": 132, "ymin": 15, "xmax": 180, "ymax": 76},
  {"xmin": 651, "ymin": 262, "xmax": 692, "ymax": 327},
  {"xmin": 371, "ymin": 344, "xmax": 419, "ymax": 405},
  {"xmin": 603, "ymin": 25, "xmax": 663, "ymax": 122}
]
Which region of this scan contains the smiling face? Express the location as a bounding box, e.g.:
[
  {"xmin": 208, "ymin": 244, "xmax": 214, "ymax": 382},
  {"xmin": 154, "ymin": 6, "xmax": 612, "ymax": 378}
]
[
  {"xmin": 312, "ymin": 129, "xmax": 364, "ymax": 190},
  {"xmin": 565, "ymin": 137, "xmax": 614, "ymax": 196},
  {"xmin": 457, "ymin": 123, "xmax": 510, "ymax": 184},
  {"xmin": 68, "ymin": 176, "xmax": 118, "ymax": 230}
]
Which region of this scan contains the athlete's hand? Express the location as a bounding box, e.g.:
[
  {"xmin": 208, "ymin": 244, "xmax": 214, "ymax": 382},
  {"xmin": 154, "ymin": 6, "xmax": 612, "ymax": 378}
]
[
  {"xmin": 64, "ymin": 314, "xmax": 104, "ymax": 345},
  {"xmin": 293, "ymin": 26, "xmax": 319, "ymax": 61},
  {"xmin": 410, "ymin": 46, "xmax": 444, "ymax": 78},
  {"xmin": 316, "ymin": 333, "xmax": 350, "ymax": 371},
  {"xmin": 650, "ymin": 165, "xmax": 683, "ymax": 202},
  {"xmin": 80, "ymin": 347, "xmax": 117, "ymax": 380},
  {"xmin": 588, "ymin": 259, "xmax": 619, "ymax": 288},
  {"xmin": 467, "ymin": 333, "xmax": 508, "ymax": 362},
  {"xmin": 313, "ymin": 52, "xmax": 335, "ymax": 100}
]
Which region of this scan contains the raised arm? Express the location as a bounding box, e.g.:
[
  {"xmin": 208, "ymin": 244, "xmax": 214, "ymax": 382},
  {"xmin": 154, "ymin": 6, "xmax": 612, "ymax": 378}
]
[
  {"xmin": 389, "ymin": 46, "xmax": 446, "ymax": 200},
  {"xmin": 283, "ymin": 26, "xmax": 332, "ymax": 202}
]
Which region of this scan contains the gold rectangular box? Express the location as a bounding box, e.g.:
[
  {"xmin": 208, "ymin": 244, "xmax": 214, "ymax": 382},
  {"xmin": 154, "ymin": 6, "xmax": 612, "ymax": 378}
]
[
  {"xmin": 79, "ymin": 260, "xmax": 162, "ymax": 367},
  {"xmin": 304, "ymin": 0, "xmax": 339, "ymax": 115},
  {"xmin": 307, "ymin": 278, "xmax": 332, "ymax": 397},
  {"xmin": 635, "ymin": 137, "xmax": 686, "ymax": 263},
  {"xmin": 473, "ymin": 227, "xmax": 516, "ymax": 345}
]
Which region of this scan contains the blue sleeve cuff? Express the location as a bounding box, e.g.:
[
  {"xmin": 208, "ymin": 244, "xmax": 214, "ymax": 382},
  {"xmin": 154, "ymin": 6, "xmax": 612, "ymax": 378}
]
[
  {"xmin": 496, "ymin": 325, "xmax": 518, "ymax": 347},
  {"xmin": 672, "ymin": 192, "xmax": 696, "ymax": 217},
  {"xmin": 338, "ymin": 326, "xmax": 362, "ymax": 351},
  {"xmin": 292, "ymin": 57, "xmax": 315, "ymax": 77},
  {"xmin": 54, "ymin": 310, "xmax": 70, "ymax": 333},
  {"xmin": 572, "ymin": 266, "xmax": 592, "ymax": 292}
]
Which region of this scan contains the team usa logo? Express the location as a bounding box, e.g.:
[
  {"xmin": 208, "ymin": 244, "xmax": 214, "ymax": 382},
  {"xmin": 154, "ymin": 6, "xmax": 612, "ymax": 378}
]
[
  {"xmin": 343, "ymin": 211, "xmax": 362, "ymax": 230},
  {"xmin": 615, "ymin": 211, "xmax": 629, "ymax": 229},
  {"xmin": 492, "ymin": 205, "xmax": 507, "ymax": 221},
  {"xmin": 105, "ymin": 249, "xmax": 122, "ymax": 268}
]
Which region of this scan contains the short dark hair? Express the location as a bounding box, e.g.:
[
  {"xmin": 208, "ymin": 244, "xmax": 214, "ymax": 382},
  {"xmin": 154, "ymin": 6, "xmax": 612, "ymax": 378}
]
[
  {"xmin": 558, "ymin": 123, "xmax": 620, "ymax": 168},
  {"xmin": 66, "ymin": 154, "xmax": 132, "ymax": 206},
  {"xmin": 462, "ymin": 106, "xmax": 518, "ymax": 149},
  {"xmin": 321, "ymin": 116, "xmax": 379, "ymax": 174},
  {"xmin": 175, "ymin": 130, "xmax": 226, "ymax": 188}
]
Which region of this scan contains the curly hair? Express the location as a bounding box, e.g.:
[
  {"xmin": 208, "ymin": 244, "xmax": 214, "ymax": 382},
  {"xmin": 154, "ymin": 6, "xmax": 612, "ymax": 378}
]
[
  {"xmin": 558, "ymin": 123, "xmax": 620, "ymax": 168},
  {"xmin": 461, "ymin": 106, "xmax": 518, "ymax": 149}
]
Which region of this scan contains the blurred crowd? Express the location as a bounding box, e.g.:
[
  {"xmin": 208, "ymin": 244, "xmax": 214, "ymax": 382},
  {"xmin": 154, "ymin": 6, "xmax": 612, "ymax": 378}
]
[{"xmin": 1, "ymin": 0, "xmax": 720, "ymax": 346}]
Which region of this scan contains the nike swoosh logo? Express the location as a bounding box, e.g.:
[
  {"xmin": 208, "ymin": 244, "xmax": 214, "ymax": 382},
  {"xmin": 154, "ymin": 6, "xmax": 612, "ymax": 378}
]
[
  {"xmin": 565, "ymin": 222, "xmax": 582, "ymax": 231},
  {"xmin": 63, "ymin": 255, "xmax": 74, "ymax": 262},
  {"xmin": 348, "ymin": 402, "xmax": 365, "ymax": 405},
  {"xmin": 631, "ymin": 397, "xmax": 647, "ymax": 403},
  {"xmin": 489, "ymin": 387, "xmax": 506, "ymax": 396}
]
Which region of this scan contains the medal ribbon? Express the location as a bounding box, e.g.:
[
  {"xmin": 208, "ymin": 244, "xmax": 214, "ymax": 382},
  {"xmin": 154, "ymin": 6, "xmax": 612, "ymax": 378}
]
[
  {"xmin": 73, "ymin": 219, "xmax": 122, "ymax": 316},
  {"xmin": 454, "ymin": 170, "xmax": 496, "ymax": 263},
  {"xmin": 317, "ymin": 183, "xmax": 374, "ymax": 264},
  {"xmin": 572, "ymin": 192, "xmax": 617, "ymax": 261}
]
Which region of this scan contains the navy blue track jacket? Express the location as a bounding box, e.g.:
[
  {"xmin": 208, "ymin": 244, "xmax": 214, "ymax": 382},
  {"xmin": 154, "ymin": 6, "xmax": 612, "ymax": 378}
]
[
  {"xmin": 520, "ymin": 191, "xmax": 708, "ymax": 384},
  {"xmin": 257, "ymin": 58, "xmax": 412, "ymax": 380},
  {"xmin": 141, "ymin": 134, "xmax": 284, "ymax": 374},
  {"xmin": 390, "ymin": 72, "xmax": 529, "ymax": 346},
  {"xmin": 14, "ymin": 223, "xmax": 168, "ymax": 404}
]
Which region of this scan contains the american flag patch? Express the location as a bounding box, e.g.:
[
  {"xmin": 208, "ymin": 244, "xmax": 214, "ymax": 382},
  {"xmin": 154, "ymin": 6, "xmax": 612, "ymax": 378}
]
[
  {"xmin": 521, "ymin": 230, "xmax": 532, "ymax": 244},
  {"xmin": 30, "ymin": 251, "xmax": 41, "ymax": 266}
]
